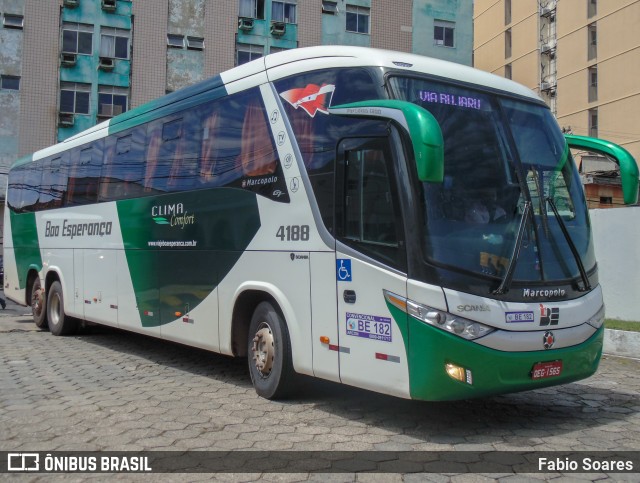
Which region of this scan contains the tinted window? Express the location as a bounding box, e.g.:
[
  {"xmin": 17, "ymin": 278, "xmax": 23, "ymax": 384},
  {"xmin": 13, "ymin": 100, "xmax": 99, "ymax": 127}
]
[
  {"xmin": 275, "ymin": 68, "xmax": 382, "ymax": 233},
  {"xmin": 66, "ymin": 143, "xmax": 102, "ymax": 206},
  {"xmin": 40, "ymin": 156, "xmax": 68, "ymax": 210},
  {"xmin": 100, "ymin": 127, "xmax": 146, "ymax": 201}
]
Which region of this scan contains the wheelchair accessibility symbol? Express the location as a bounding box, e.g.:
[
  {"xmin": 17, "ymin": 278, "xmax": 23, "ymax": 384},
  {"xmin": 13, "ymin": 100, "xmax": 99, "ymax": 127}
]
[{"xmin": 336, "ymin": 259, "xmax": 352, "ymax": 282}]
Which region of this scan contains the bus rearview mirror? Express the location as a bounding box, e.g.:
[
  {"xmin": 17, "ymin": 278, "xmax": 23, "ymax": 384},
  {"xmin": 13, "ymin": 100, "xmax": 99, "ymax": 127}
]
[
  {"xmin": 329, "ymin": 100, "xmax": 444, "ymax": 182},
  {"xmin": 565, "ymin": 134, "xmax": 639, "ymax": 205}
]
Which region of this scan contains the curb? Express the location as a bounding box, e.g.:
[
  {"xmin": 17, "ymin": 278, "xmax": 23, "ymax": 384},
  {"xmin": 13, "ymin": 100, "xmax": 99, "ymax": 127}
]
[{"xmin": 603, "ymin": 328, "xmax": 640, "ymax": 358}]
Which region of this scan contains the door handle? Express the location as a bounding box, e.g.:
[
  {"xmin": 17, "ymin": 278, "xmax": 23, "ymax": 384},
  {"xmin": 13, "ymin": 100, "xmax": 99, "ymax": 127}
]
[{"xmin": 343, "ymin": 290, "xmax": 356, "ymax": 304}]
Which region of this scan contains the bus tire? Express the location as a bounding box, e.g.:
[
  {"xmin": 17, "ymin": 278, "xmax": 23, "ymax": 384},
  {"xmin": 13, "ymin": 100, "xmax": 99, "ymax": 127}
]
[
  {"xmin": 47, "ymin": 281, "xmax": 77, "ymax": 336},
  {"xmin": 31, "ymin": 277, "xmax": 48, "ymax": 329},
  {"xmin": 248, "ymin": 301, "xmax": 295, "ymax": 400}
]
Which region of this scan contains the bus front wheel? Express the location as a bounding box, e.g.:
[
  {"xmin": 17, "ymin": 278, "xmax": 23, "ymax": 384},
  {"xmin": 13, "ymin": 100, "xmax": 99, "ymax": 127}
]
[
  {"xmin": 247, "ymin": 301, "xmax": 295, "ymax": 400},
  {"xmin": 47, "ymin": 281, "xmax": 77, "ymax": 336},
  {"xmin": 31, "ymin": 277, "xmax": 47, "ymax": 329}
]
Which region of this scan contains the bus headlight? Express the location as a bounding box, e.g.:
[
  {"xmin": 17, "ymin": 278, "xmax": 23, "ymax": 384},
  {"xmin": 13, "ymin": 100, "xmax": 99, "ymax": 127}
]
[
  {"xmin": 383, "ymin": 290, "xmax": 495, "ymax": 340},
  {"xmin": 586, "ymin": 305, "xmax": 605, "ymax": 329},
  {"xmin": 406, "ymin": 300, "xmax": 495, "ymax": 340}
]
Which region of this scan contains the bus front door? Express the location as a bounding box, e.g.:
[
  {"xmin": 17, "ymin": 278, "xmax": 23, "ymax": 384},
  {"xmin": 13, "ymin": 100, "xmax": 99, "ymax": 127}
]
[{"xmin": 334, "ymin": 137, "xmax": 410, "ymax": 399}]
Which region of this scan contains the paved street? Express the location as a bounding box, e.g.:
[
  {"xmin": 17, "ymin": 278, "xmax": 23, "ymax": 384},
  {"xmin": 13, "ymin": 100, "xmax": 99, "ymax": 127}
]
[{"xmin": 1, "ymin": 296, "xmax": 639, "ymax": 481}]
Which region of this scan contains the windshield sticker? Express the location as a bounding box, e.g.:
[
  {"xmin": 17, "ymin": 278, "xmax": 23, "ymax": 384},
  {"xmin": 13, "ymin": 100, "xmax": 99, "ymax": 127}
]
[
  {"xmin": 419, "ymin": 90, "xmax": 483, "ymax": 110},
  {"xmin": 346, "ymin": 313, "xmax": 392, "ymax": 342},
  {"xmin": 505, "ymin": 311, "xmax": 534, "ymax": 323},
  {"xmin": 280, "ymin": 83, "xmax": 335, "ymax": 117}
]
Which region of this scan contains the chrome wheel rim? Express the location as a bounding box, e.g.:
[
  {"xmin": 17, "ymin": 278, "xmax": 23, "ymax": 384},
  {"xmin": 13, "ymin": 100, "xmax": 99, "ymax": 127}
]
[
  {"xmin": 49, "ymin": 293, "xmax": 61, "ymax": 326},
  {"xmin": 251, "ymin": 322, "xmax": 275, "ymax": 377}
]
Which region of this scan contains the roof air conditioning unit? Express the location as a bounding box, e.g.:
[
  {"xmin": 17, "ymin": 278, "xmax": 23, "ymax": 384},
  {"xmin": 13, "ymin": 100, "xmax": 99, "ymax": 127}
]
[
  {"xmin": 238, "ymin": 17, "xmax": 254, "ymax": 31},
  {"xmin": 270, "ymin": 22, "xmax": 286, "ymax": 36},
  {"xmin": 99, "ymin": 57, "xmax": 115, "ymax": 71},
  {"xmin": 63, "ymin": 0, "xmax": 79, "ymax": 8},
  {"xmin": 58, "ymin": 113, "xmax": 75, "ymax": 127},
  {"xmin": 101, "ymin": 0, "xmax": 116, "ymax": 12},
  {"xmin": 60, "ymin": 53, "xmax": 77, "ymax": 67}
]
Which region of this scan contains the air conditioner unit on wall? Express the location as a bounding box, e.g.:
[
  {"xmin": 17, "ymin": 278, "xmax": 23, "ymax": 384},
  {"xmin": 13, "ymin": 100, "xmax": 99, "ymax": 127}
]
[
  {"xmin": 238, "ymin": 17, "xmax": 254, "ymax": 31},
  {"xmin": 99, "ymin": 57, "xmax": 115, "ymax": 71},
  {"xmin": 58, "ymin": 113, "xmax": 75, "ymax": 127},
  {"xmin": 270, "ymin": 22, "xmax": 286, "ymax": 36},
  {"xmin": 60, "ymin": 53, "xmax": 77, "ymax": 67},
  {"xmin": 101, "ymin": 0, "xmax": 116, "ymax": 12},
  {"xmin": 63, "ymin": 0, "xmax": 79, "ymax": 8}
]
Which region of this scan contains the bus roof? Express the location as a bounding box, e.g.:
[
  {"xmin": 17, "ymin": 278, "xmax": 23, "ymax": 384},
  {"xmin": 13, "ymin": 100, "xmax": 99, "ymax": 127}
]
[{"xmin": 22, "ymin": 46, "xmax": 540, "ymax": 166}]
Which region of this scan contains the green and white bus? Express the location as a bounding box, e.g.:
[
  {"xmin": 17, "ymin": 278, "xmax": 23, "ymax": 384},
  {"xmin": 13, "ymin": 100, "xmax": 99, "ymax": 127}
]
[{"xmin": 5, "ymin": 47, "xmax": 638, "ymax": 401}]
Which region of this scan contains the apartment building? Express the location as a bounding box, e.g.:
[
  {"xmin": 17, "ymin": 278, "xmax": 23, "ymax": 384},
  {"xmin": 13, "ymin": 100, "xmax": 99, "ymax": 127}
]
[
  {"xmin": 0, "ymin": 0, "xmax": 473, "ymax": 208},
  {"xmin": 474, "ymin": 0, "xmax": 640, "ymax": 207}
]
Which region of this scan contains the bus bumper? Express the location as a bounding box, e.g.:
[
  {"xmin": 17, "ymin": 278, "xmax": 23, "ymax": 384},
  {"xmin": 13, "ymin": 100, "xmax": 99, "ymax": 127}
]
[{"xmin": 408, "ymin": 319, "xmax": 604, "ymax": 401}]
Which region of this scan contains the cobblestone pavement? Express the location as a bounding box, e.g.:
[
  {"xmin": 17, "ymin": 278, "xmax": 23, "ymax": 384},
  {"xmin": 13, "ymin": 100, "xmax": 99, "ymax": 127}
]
[{"xmin": 1, "ymin": 299, "xmax": 639, "ymax": 482}]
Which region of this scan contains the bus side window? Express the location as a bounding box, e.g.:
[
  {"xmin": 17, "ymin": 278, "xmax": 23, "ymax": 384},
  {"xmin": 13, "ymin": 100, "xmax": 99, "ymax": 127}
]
[
  {"xmin": 23, "ymin": 162, "xmax": 43, "ymax": 212},
  {"xmin": 337, "ymin": 137, "xmax": 406, "ymax": 271},
  {"xmin": 100, "ymin": 127, "xmax": 146, "ymax": 201},
  {"xmin": 239, "ymin": 98, "xmax": 277, "ymax": 177},
  {"xmin": 199, "ymin": 108, "xmax": 221, "ymax": 185},
  {"xmin": 40, "ymin": 156, "xmax": 67, "ymax": 210},
  {"xmin": 66, "ymin": 143, "xmax": 102, "ymax": 206},
  {"xmin": 167, "ymin": 111, "xmax": 200, "ymax": 192}
]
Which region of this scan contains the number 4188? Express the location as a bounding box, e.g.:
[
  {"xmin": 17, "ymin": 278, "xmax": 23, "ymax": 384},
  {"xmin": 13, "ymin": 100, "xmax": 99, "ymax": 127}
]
[{"xmin": 276, "ymin": 225, "xmax": 310, "ymax": 241}]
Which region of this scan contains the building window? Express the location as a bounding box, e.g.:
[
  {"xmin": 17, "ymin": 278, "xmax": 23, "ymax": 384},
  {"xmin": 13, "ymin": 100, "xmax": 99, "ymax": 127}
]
[
  {"xmin": 505, "ymin": 0, "xmax": 511, "ymax": 25},
  {"xmin": 239, "ymin": 0, "xmax": 265, "ymax": 19},
  {"xmin": 588, "ymin": 23, "xmax": 597, "ymax": 60},
  {"xmin": 599, "ymin": 196, "xmax": 612, "ymax": 205},
  {"xmin": 505, "ymin": 64, "xmax": 512, "ymax": 80},
  {"xmin": 167, "ymin": 34, "xmax": 184, "ymax": 48},
  {"xmin": 1, "ymin": 75, "xmax": 20, "ymax": 90},
  {"xmin": 100, "ymin": 27, "xmax": 130, "ymax": 59},
  {"xmin": 505, "ymin": 28, "xmax": 512, "ymax": 58},
  {"xmin": 588, "ymin": 66, "xmax": 598, "ymax": 102},
  {"xmin": 589, "ymin": 108, "xmax": 598, "ymax": 137},
  {"xmin": 270, "ymin": 46, "xmax": 289, "ymax": 54},
  {"xmin": 60, "ymin": 82, "xmax": 90, "ymax": 115},
  {"xmin": 3, "ymin": 13, "xmax": 24, "ymax": 29},
  {"xmin": 236, "ymin": 43, "xmax": 263, "ymax": 65},
  {"xmin": 98, "ymin": 85, "xmax": 128, "ymax": 118},
  {"xmin": 346, "ymin": 5, "xmax": 370, "ymax": 34},
  {"xmin": 588, "ymin": 0, "xmax": 597, "ymax": 18},
  {"xmin": 62, "ymin": 22, "xmax": 93, "ymax": 55},
  {"xmin": 272, "ymin": 0, "xmax": 296, "ymax": 23},
  {"xmin": 322, "ymin": 1, "xmax": 338, "ymax": 15},
  {"xmin": 434, "ymin": 20, "xmax": 455, "ymax": 47},
  {"xmin": 186, "ymin": 36, "xmax": 205, "ymax": 50}
]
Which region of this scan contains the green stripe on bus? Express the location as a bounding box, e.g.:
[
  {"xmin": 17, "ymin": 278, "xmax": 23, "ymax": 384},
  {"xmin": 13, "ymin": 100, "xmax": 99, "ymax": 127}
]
[
  {"xmin": 116, "ymin": 188, "xmax": 261, "ymax": 327},
  {"xmin": 10, "ymin": 211, "xmax": 43, "ymax": 290}
]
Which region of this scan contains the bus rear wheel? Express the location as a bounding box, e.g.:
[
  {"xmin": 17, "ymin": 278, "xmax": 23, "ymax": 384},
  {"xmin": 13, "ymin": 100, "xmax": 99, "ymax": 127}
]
[
  {"xmin": 47, "ymin": 281, "xmax": 77, "ymax": 336},
  {"xmin": 248, "ymin": 301, "xmax": 295, "ymax": 400},
  {"xmin": 31, "ymin": 277, "xmax": 47, "ymax": 329}
]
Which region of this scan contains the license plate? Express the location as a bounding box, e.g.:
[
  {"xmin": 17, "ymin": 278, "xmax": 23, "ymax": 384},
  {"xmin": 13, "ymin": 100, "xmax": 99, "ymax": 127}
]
[{"xmin": 531, "ymin": 360, "xmax": 563, "ymax": 380}]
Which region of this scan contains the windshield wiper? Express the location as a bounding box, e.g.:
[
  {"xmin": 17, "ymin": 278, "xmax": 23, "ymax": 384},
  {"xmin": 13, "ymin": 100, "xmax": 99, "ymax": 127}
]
[
  {"xmin": 545, "ymin": 197, "xmax": 591, "ymax": 292},
  {"xmin": 493, "ymin": 200, "xmax": 532, "ymax": 295}
]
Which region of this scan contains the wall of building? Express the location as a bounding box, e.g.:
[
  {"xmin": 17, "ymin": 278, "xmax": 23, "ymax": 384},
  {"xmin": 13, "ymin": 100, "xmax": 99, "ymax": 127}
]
[
  {"xmin": 591, "ymin": 206, "xmax": 640, "ymax": 321},
  {"xmin": 371, "ymin": 0, "xmax": 411, "ymax": 53},
  {"xmin": 18, "ymin": 0, "xmax": 59, "ymax": 158},
  {"xmin": 412, "ymin": 0, "xmax": 472, "ymax": 66},
  {"xmin": 0, "ymin": 0, "xmax": 24, "ymax": 198},
  {"xmin": 321, "ymin": 0, "xmax": 371, "ymax": 48}
]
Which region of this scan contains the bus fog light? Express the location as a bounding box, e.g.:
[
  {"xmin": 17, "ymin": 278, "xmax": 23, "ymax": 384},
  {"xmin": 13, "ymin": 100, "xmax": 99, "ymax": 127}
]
[{"xmin": 445, "ymin": 363, "xmax": 473, "ymax": 384}]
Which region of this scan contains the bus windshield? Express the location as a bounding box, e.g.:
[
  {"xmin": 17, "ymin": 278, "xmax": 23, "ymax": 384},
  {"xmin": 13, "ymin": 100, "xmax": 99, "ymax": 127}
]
[{"xmin": 389, "ymin": 76, "xmax": 595, "ymax": 284}]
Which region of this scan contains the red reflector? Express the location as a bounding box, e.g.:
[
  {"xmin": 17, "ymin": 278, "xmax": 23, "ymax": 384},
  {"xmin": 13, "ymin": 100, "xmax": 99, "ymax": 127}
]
[
  {"xmin": 328, "ymin": 344, "xmax": 339, "ymax": 352},
  {"xmin": 375, "ymin": 353, "xmax": 388, "ymax": 360}
]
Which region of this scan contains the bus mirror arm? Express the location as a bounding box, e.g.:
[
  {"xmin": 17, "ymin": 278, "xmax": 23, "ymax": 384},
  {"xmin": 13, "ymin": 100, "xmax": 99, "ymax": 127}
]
[
  {"xmin": 329, "ymin": 100, "xmax": 444, "ymax": 183},
  {"xmin": 565, "ymin": 134, "xmax": 639, "ymax": 205}
]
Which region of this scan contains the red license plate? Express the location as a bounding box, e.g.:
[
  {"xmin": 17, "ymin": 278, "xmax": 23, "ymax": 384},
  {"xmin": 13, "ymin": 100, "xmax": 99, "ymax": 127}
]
[{"xmin": 531, "ymin": 360, "xmax": 563, "ymax": 380}]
